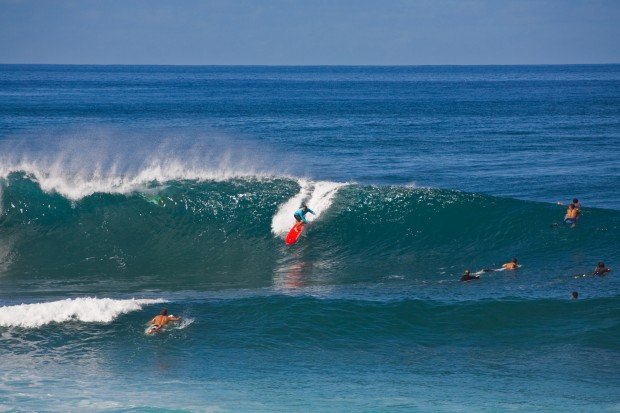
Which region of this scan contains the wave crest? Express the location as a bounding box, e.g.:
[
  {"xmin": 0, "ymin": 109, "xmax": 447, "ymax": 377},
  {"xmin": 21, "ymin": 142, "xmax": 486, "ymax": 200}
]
[
  {"xmin": 0, "ymin": 127, "xmax": 287, "ymax": 200},
  {"xmin": 0, "ymin": 297, "xmax": 166, "ymax": 328}
]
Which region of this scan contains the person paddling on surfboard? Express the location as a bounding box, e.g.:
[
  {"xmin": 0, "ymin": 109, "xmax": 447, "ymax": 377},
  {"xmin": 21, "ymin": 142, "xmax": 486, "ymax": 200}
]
[
  {"xmin": 293, "ymin": 203, "xmax": 315, "ymax": 228},
  {"xmin": 593, "ymin": 261, "xmax": 611, "ymax": 276},
  {"xmin": 460, "ymin": 270, "xmax": 480, "ymax": 282},
  {"xmin": 502, "ymin": 258, "xmax": 519, "ymax": 270},
  {"xmin": 146, "ymin": 308, "xmax": 181, "ymax": 334}
]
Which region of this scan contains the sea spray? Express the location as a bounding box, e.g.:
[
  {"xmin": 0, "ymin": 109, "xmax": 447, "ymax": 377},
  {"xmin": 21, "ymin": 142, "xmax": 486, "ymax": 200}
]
[{"xmin": 0, "ymin": 128, "xmax": 287, "ymax": 200}]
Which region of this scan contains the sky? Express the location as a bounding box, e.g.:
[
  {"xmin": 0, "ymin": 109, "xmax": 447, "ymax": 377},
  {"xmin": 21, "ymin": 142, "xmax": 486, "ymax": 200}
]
[{"xmin": 0, "ymin": 0, "xmax": 619, "ymax": 65}]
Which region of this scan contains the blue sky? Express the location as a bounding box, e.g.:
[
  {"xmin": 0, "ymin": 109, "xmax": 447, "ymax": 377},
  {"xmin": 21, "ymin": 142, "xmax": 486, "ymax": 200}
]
[{"xmin": 1, "ymin": 0, "xmax": 619, "ymax": 65}]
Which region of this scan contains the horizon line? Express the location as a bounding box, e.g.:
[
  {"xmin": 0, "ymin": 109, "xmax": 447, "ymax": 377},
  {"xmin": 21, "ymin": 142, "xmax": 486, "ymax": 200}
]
[{"xmin": 1, "ymin": 62, "xmax": 620, "ymax": 68}]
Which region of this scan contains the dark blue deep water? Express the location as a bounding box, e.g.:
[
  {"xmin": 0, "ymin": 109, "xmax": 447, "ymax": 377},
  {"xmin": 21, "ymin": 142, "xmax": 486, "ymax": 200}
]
[{"xmin": 0, "ymin": 65, "xmax": 619, "ymax": 412}]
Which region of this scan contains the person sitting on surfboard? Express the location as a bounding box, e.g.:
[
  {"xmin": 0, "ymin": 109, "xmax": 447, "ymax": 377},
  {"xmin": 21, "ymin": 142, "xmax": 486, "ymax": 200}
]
[
  {"xmin": 146, "ymin": 308, "xmax": 181, "ymax": 334},
  {"xmin": 293, "ymin": 203, "xmax": 315, "ymax": 227},
  {"xmin": 564, "ymin": 204, "xmax": 579, "ymax": 227}
]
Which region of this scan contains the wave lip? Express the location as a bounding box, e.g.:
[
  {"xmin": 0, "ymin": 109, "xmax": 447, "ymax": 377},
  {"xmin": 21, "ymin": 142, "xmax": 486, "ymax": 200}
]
[
  {"xmin": 0, "ymin": 297, "xmax": 165, "ymax": 328},
  {"xmin": 0, "ymin": 128, "xmax": 286, "ymax": 201},
  {"xmin": 0, "ymin": 159, "xmax": 277, "ymax": 201}
]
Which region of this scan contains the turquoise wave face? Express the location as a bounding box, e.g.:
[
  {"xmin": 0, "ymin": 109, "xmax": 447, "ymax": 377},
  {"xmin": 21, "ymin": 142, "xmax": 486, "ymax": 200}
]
[{"xmin": 1, "ymin": 173, "xmax": 618, "ymax": 296}]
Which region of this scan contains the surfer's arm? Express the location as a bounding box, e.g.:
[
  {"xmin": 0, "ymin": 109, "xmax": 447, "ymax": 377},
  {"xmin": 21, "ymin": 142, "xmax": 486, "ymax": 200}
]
[
  {"xmin": 302, "ymin": 209, "xmax": 315, "ymax": 223},
  {"xmin": 168, "ymin": 315, "xmax": 181, "ymax": 321},
  {"xmin": 145, "ymin": 317, "xmax": 156, "ymax": 326}
]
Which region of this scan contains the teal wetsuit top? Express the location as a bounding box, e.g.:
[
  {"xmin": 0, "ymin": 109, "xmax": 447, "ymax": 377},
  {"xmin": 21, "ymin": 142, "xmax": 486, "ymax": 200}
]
[{"xmin": 294, "ymin": 208, "xmax": 315, "ymax": 223}]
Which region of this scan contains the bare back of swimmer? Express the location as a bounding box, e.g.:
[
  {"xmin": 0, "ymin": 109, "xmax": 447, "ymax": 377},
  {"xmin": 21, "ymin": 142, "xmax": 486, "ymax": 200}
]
[{"xmin": 146, "ymin": 308, "xmax": 181, "ymax": 333}]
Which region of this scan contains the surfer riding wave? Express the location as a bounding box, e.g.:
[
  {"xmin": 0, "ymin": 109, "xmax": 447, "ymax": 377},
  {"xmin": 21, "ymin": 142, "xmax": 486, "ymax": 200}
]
[{"xmin": 293, "ymin": 203, "xmax": 315, "ymax": 228}]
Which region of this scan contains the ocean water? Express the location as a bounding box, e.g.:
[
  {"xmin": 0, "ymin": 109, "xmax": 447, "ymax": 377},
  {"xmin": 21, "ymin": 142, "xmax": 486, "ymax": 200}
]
[{"xmin": 0, "ymin": 65, "xmax": 619, "ymax": 412}]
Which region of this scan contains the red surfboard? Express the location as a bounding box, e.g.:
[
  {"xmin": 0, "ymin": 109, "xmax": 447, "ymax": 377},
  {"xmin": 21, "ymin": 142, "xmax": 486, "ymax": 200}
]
[{"xmin": 285, "ymin": 223, "xmax": 304, "ymax": 245}]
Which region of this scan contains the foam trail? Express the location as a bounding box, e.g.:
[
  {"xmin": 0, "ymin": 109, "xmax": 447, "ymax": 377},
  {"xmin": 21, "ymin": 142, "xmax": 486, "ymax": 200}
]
[
  {"xmin": 305, "ymin": 181, "xmax": 346, "ymax": 221},
  {"xmin": 271, "ymin": 180, "xmax": 312, "ymax": 235},
  {"xmin": 271, "ymin": 180, "xmax": 345, "ymax": 236},
  {"xmin": 175, "ymin": 317, "xmax": 195, "ymax": 330},
  {"xmin": 0, "ymin": 297, "xmax": 166, "ymax": 328}
]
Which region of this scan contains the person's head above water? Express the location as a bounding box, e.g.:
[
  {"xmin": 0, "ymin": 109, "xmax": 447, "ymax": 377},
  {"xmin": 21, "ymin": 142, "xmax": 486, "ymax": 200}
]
[
  {"xmin": 572, "ymin": 291, "xmax": 578, "ymax": 299},
  {"xmin": 572, "ymin": 198, "xmax": 579, "ymax": 204},
  {"xmin": 463, "ymin": 270, "xmax": 470, "ymax": 276},
  {"xmin": 511, "ymin": 258, "xmax": 518, "ymax": 264},
  {"xmin": 300, "ymin": 203, "xmax": 308, "ymax": 210},
  {"xmin": 160, "ymin": 308, "xmax": 168, "ymax": 316},
  {"xmin": 598, "ymin": 262, "xmax": 605, "ymax": 268}
]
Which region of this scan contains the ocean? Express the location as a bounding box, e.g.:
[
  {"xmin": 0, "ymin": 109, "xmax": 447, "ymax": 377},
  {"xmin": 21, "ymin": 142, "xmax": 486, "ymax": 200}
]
[{"xmin": 0, "ymin": 65, "xmax": 619, "ymax": 412}]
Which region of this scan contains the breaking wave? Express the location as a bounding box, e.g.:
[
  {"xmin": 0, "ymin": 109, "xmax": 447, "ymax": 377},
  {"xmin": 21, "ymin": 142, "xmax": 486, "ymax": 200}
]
[{"xmin": 0, "ymin": 297, "xmax": 165, "ymax": 328}]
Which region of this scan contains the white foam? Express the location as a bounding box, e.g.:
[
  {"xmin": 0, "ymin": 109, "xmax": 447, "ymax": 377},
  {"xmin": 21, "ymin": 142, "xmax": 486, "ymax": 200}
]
[
  {"xmin": 0, "ymin": 129, "xmax": 286, "ymax": 200},
  {"xmin": 271, "ymin": 180, "xmax": 312, "ymax": 235},
  {"xmin": 271, "ymin": 180, "xmax": 345, "ymax": 236},
  {"xmin": 306, "ymin": 181, "xmax": 346, "ymax": 220},
  {"xmin": 0, "ymin": 157, "xmax": 278, "ymax": 201},
  {"xmin": 0, "ymin": 297, "xmax": 166, "ymax": 328},
  {"xmin": 175, "ymin": 317, "xmax": 195, "ymax": 330}
]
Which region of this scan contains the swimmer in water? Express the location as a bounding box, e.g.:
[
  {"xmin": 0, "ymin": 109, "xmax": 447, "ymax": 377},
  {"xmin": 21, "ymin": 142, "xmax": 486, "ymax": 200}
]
[
  {"xmin": 502, "ymin": 258, "xmax": 519, "ymax": 270},
  {"xmin": 571, "ymin": 291, "xmax": 579, "ymax": 300},
  {"xmin": 146, "ymin": 308, "xmax": 181, "ymax": 333},
  {"xmin": 460, "ymin": 270, "xmax": 480, "ymax": 282},
  {"xmin": 593, "ymin": 262, "xmax": 611, "ymax": 276}
]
